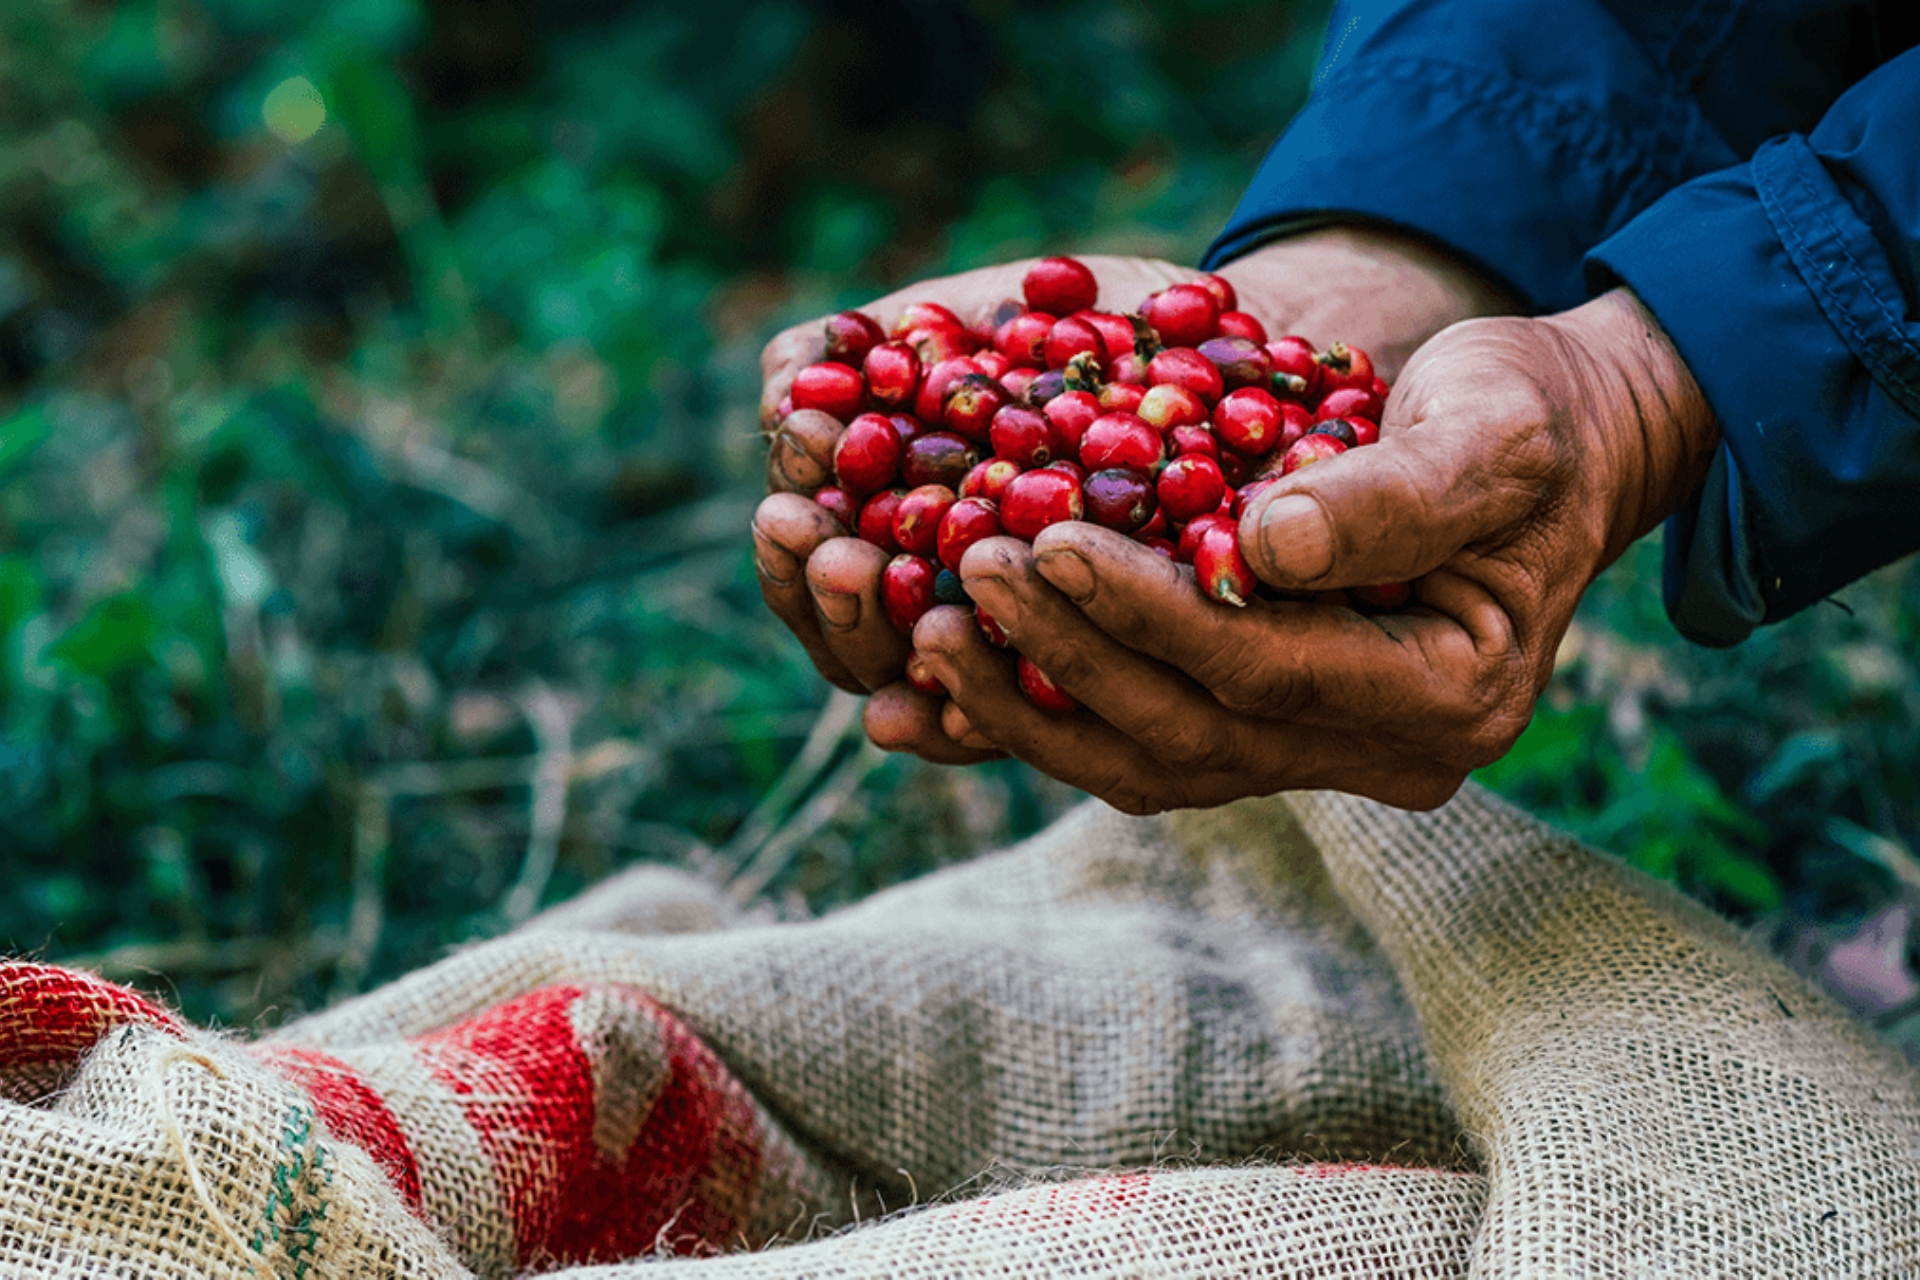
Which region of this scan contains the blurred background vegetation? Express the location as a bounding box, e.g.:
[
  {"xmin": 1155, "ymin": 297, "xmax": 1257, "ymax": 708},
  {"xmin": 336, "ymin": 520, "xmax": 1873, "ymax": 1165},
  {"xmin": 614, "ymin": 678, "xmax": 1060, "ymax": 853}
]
[{"xmin": 3, "ymin": 0, "xmax": 1918, "ymax": 1049}]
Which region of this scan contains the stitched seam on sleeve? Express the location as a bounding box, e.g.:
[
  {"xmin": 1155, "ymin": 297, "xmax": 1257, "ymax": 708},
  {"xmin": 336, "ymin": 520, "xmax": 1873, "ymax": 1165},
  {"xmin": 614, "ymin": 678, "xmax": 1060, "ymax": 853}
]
[{"xmin": 1756, "ymin": 140, "xmax": 1920, "ymax": 416}]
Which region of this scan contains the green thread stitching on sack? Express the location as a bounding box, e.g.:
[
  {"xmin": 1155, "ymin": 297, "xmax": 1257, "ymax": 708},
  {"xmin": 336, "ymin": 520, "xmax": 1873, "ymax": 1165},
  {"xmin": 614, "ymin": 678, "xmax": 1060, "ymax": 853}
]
[{"xmin": 250, "ymin": 1100, "xmax": 335, "ymax": 1275}]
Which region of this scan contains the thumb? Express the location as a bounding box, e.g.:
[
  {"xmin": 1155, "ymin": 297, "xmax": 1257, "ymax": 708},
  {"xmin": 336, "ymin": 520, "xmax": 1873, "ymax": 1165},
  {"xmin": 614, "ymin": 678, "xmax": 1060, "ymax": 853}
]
[{"xmin": 1237, "ymin": 427, "xmax": 1500, "ymax": 591}]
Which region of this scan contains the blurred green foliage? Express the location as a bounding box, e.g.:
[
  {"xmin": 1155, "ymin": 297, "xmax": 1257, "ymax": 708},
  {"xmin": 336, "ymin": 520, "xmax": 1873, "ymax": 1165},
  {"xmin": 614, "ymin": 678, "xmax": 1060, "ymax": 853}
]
[{"xmin": 1, "ymin": 0, "xmax": 1914, "ymax": 1031}]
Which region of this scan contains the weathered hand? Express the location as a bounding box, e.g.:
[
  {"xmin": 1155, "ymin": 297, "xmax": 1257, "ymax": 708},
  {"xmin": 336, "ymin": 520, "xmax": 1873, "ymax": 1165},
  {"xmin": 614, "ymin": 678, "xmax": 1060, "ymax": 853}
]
[
  {"xmin": 752, "ymin": 229, "xmax": 1520, "ymax": 745},
  {"xmin": 910, "ymin": 288, "xmax": 1719, "ymax": 812}
]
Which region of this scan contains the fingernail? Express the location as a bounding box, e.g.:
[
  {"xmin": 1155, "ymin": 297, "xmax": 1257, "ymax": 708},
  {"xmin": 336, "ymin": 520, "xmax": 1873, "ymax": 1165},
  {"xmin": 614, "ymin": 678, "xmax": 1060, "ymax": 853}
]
[
  {"xmin": 815, "ymin": 590, "xmax": 859, "ymax": 631},
  {"xmin": 755, "ymin": 555, "xmax": 793, "ymax": 587},
  {"xmin": 963, "ymin": 575, "xmax": 1020, "ymax": 631},
  {"xmin": 1035, "ymin": 548, "xmax": 1093, "ymax": 604},
  {"xmin": 1258, "ymin": 494, "xmax": 1335, "ymax": 583}
]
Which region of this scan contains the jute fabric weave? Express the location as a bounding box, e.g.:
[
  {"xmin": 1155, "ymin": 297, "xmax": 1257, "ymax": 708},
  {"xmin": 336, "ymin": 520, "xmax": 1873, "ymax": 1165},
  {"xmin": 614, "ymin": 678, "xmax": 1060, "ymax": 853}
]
[{"xmin": 0, "ymin": 781, "xmax": 1914, "ymax": 1276}]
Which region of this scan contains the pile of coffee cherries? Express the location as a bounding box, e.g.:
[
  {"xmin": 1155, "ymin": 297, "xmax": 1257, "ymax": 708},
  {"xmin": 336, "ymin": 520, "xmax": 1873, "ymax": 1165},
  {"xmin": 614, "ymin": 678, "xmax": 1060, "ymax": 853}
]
[{"xmin": 774, "ymin": 256, "xmax": 1396, "ymax": 712}]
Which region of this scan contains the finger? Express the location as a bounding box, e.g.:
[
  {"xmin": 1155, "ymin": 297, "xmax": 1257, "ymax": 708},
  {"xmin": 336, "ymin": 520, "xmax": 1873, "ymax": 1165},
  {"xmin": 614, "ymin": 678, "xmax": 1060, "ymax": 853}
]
[
  {"xmin": 753, "ymin": 493, "xmax": 863, "ymax": 693},
  {"xmin": 806, "ymin": 537, "xmax": 911, "ymax": 691},
  {"xmin": 767, "ymin": 408, "xmax": 844, "ymax": 495},
  {"xmin": 863, "ymin": 682, "xmax": 1004, "ymax": 765},
  {"xmin": 1027, "ymin": 522, "xmax": 1528, "ymax": 768},
  {"xmin": 1235, "ymin": 393, "xmax": 1556, "ymax": 591},
  {"xmin": 967, "ymin": 531, "xmax": 1467, "ymax": 788},
  {"xmin": 938, "ymin": 699, "xmax": 998, "ymax": 750}
]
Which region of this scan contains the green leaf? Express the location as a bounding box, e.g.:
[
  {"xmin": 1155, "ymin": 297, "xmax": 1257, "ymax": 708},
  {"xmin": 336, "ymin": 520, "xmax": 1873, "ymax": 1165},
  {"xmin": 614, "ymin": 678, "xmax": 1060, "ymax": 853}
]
[
  {"xmin": 50, "ymin": 593, "xmax": 158, "ymax": 679},
  {"xmin": 0, "ymin": 406, "xmax": 49, "ymax": 479}
]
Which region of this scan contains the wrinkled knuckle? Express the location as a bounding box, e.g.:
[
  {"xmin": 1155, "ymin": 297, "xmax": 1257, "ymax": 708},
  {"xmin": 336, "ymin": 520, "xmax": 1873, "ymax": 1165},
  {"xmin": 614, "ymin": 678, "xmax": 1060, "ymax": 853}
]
[{"xmin": 1146, "ymin": 718, "xmax": 1236, "ymax": 774}]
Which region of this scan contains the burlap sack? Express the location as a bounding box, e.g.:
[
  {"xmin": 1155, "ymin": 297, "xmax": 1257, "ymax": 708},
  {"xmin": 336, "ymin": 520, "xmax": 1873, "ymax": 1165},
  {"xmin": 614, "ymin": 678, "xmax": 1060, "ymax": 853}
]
[{"xmin": 1, "ymin": 782, "xmax": 1916, "ymax": 1276}]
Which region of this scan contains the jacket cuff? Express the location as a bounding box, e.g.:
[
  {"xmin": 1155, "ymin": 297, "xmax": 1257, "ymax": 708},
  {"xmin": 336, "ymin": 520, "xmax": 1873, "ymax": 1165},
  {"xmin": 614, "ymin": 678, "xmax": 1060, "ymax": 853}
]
[{"xmin": 1588, "ymin": 137, "xmax": 1920, "ymax": 642}]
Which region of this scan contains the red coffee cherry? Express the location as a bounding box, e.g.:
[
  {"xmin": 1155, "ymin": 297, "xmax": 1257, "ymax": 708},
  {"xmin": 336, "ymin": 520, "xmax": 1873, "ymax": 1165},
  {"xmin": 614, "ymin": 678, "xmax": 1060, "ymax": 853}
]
[
  {"xmin": 1043, "ymin": 390, "xmax": 1102, "ymax": 456},
  {"xmin": 904, "ymin": 650, "xmax": 947, "ymax": 695},
  {"xmin": 1316, "ymin": 386, "xmax": 1385, "ymax": 423},
  {"xmin": 1279, "ymin": 433, "xmax": 1348, "ymax": 475},
  {"xmin": 1193, "ymin": 522, "xmax": 1257, "ymax": 607},
  {"xmin": 1191, "ymin": 272, "xmax": 1237, "ymax": 312},
  {"xmin": 889, "ymin": 300, "xmax": 964, "ymax": 339},
  {"xmin": 1137, "ymin": 383, "xmax": 1209, "ymax": 432},
  {"xmin": 1211, "ymin": 387, "xmax": 1285, "ymax": 457},
  {"xmin": 1017, "ymin": 654, "xmax": 1079, "ymax": 715},
  {"xmin": 1001, "ymin": 468, "xmax": 1085, "ymax": 540},
  {"xmin": 834, "ymin": 412, "xmax": 905, "ymax": 495},
  {"xmin": 1140, "ymin": 283, "xmax": 1220, "ymax": 348},
  {"xmin": 990, "ymin": 404, "xmax": 1061, "ymax": 468},
  {"xmin": 1073, "ymin": 310, "xmax": 1137, "ymax": 363},
  {"xmin": 814, "ymin": 485, "xmax": 857, "ymax": 529},
  {"xmin": 1176, "ymin": 511, "xmax": 1232, "ymax": 564},
  {"xmin": 1316, "ymin": 341, "xmax": 1375, "ymax": 393},
  {"xmin": 881, "ymin": 554, "xmax": 940, "ymax": 631},
  {"xmin": 893, "ymin": 484, "xmax": 958, "ymax": 558},
  {"xmin": 1216, "ymin": 310, "xmax": 1268, "ymax": 343},
  {"xmin": 791, "ymin": 362, "xmax": 866, "ymax": 420},
  {"xmin": 1170, "ymin": 424, "xmax": 1220, "ymax": 460},
  {"xmin": 862, "ymin": 341, "xmax": 921, "ymax": 409},
  {"xmin": 1043, "ymin": 315, "xmax": 1106, "ymax": 370},
  {"xmin": 936, "ymin": 496, "xmax": 1004, "ymax": 572},
  {"xmin": 857, "ymin": 489, "xmax": 908, "ymax": 553},
  {"xmin": 824, "ymin": 310, "xmax": 885, "ymax": 365},
  {"xmin": 1156, "ymin": 455, "xmax": 1227, "ymax": 523},
  {"xmin": 959, "ymin": 457, "xmax": 1023, "ymax": 502},
  {"xmin": 913, "ymin": 356, "xmax": 984, "ymax": 424},
  {"xmin": 1265, "ymin": 335, "xmax": 1322, "ymax": 400},
  {"xmin": 1197, "ymin": 336, "xmax": 1273, "ymax": 391},
  {"xmin": 1022, "ymin": 257, "xmax": 1099, "ymax": 316},
  {"xmin": 994, "ymin": 310, "xmax": 1056, "ymax": 369},
  {"xmin": 1079, "ymin": 413, "xmax": 1164, "ymax": 473},
  {"xmin": 943, "ymin": 374, "xmax": 1010, "ymax": 442},
  {"xmin": 1146, "ymin": 347, "xmax": 1225, "ymax": 405}
]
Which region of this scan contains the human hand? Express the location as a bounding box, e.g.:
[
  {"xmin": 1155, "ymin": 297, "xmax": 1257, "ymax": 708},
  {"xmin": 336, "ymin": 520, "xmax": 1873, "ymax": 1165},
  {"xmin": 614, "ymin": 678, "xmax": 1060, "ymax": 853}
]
[
  {"xmin": 908, "ymin": 287, "xmax": 1719, "ymax": 812},
  {"xmin": 752, "ymin": 228, "xmax": 1522, "ymax": 739}
]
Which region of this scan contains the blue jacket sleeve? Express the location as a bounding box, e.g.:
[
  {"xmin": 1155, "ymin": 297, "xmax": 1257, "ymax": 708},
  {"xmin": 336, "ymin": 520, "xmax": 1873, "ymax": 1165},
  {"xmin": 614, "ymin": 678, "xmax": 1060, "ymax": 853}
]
[
  {"xmin": 1205, "ymin": 0, "xmax": 1918, "ymax": 645},
  {"xmin": 1587, "ymin": 47, "xmax": 1920, "ymax": 645}
]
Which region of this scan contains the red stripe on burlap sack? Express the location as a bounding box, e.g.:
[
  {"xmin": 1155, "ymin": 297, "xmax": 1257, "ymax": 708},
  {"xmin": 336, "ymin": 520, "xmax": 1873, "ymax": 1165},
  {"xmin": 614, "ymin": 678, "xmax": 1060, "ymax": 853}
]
[
  {"xmin": 963, "ymin": 1172, "xmax": 1154, "ymax": 1229},
  {"xmin": 0, "ymin": 963, "xmax": 184, "ymax": 1101},
  {"xmin": 413, "ymin": 982, "xmax": 764, "ymax": 1268},
  {"xmin": 251, "ymin": 1044, "xmax": 426, "ymax": 1213}
]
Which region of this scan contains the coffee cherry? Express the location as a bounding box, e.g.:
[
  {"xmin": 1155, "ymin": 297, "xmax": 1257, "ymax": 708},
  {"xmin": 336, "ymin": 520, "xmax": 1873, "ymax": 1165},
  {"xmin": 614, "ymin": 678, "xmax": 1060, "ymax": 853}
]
[
  {"xmin": 904, "ymin": 650, "xmax": 947, "ymax": 695},
  {"xmin": 1279, "ymin": 433, "xmax": 1348, "ymax": 475},
  {"xmin": 1216, "ymin": 311, "xmax": 1268, "ymax": 343},
  {"xmin": 1025, "ymin": 368, "xmax": 1068, "ymax": 406},
  {"xmin": 901, "ymin": 431, "xmax": 981, "ymax": 489},
  {"xmin": 1317, "ymin": 341, "xmax": 1375, "ymax": 393},
  {"xmin": 888, "ymin": 412, "xmax": 924, "ymax": 443},
  {"xmin": 990, "ymin": 404, "xmax": 1060, "ymax": 468},
  {"xmin": 937, "ymin": 495, "xmax": 1004, "ymax": 571},
  {"xmin": 791, "ymin": 362, "xmax": 866, "ymax": 421},
  {"xmin": 960, "ymin": 457, "xmax": 1022, "ymax": 502},
  {"xmin": 1044, "ymin": 458, "xmax": 1087, "ymax": 483},
  {"xmin": 1043, "ymin": 315, "xmax": 1106, "ymax": 370},
  {"xmin": 1084, "ymin": 467, "xmax": 1157, "ymax": 533},
  {"xmin": 881, "ymin": 554, "xmax": 940, "ymax": 631},
  {"xmin": 1369, "ymin": 375, "xmax": 1391, "ymax": 400},
  {"xmin": 1141, "ymin": 284, "xmax": 1220, "ymax": 348},
  {"xmin": 890, "ymin": 300, "xmax": 964, "ymax": 339},
  {"xmin": 1308, "ymin": 418, "xmax": 1360, "ymax": 449},
  {"xmin": 893, "ymin": 484, "xmax": 958, "ymax": 557},
  {"xmin": 934, "ymin": 568, "xmax": 971, "ymax": 605},
  {"xmin": 1074, "ymin": 310, "xmax": 1137, "ymax": 363},
  {"xmin": 860, "ymin": 341, "xmax": 921, "ymax": 409},
  {"xmin": 913, "ymin": 356, "xmax": 985, "ymax": 424},
  {"xmin": 943, "ymin": 374, "xmax": 1010, "ymax": 442},
  {"xmin": 1170, "ymin": 424, "xmax": 1220, "ymax": 460},
  {"xmin": 1079, "ymin": 412, "xmax": 1164, "ymax": 473},
  {"xmin": 1017, "ymin": 655, "xmax": 1079, "ymax": 715},
  {"xmin": 1109, "ymin": 352, "xmax": 1151, "ymax": 385},
  {"xmin": 1193, "ymin": 522, "xmax": 1257, "ymax": 607},
  {"xmin": 1023, "ymin": 256, "xmax": 1099, "ymax": 316},
  {"xmin": 1156, "ymin": 455, "xmax": 1227, "ymax": 523},
  {"xmin": 995, "ymin": 310, "xmax": 1055, "ymax": 369},
  {"xmin": 1134, "ymin": 507, "xmax": 1170, "ymax": 542},
  {"xmin": 1043, "ymin": 389, "xmax": 1102, "ymax": 456},
  {"xmin": 1211, "ymin": 386, "xmax": 1286, "ymax": 457},
  {"xmin": 1316, "ymin": 386, "xmax": 1384, "ymax": 423},
  {"xmin": 857, "ymin": 489, "xmax": 908, "ymax": 552},
  {"xmin": 1219, "ymin": 449, "xmax": 1251, "ymax": 487},
  {"xmin": 1142, "ymin": 536, "xmax": 1177, "ymax": 558},
  {"xmin": 1265, "ymin": 336, "xmax": 1322, "ymax": 401},
  {"xmin": 1176, "ymin": 511, "xmax": 1232, "ymax": 564},
  {"xmin": 1137, "ymin": 383, "xmax": 1209, "ymax": 432},
  {"xmin": 902, "ymin": 322, "xmax": 976, "ymax": 365},
  {"xmin": 1197, "ymin": 337, "xmax": 1273, "ymax": 391},
  {"xmin": 824, "ymin": 310, "xmax": 885, "ymax": 365},
  {"xmin": 834, "ymin": 412, "xmax": 905, "ymax": 494},
  {"xmin": 1147, "ymin": 348, "xmax": 1225, "ymax": 405},
  {"xmin": 1329, "ymin": 415, "xmax": 1379, "ymax": 446},
  {"xmin": 1191, "ymin": 273, "xmax": 1237, "ymax": 312},
  {"xmin": 1001, "ymin": 468, "xmax": 1085, "ymax": 540},
  {"xmin": 1097, "ymin": 382, "xmax": 1146, "ymax": 415},
  {"xmin": 976, "ymin": 605, "xmax": 1011, "ymax": 647},
  {"xmin": 814, "ymin": 485, "xmax": 857, "ymax": 529}
]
